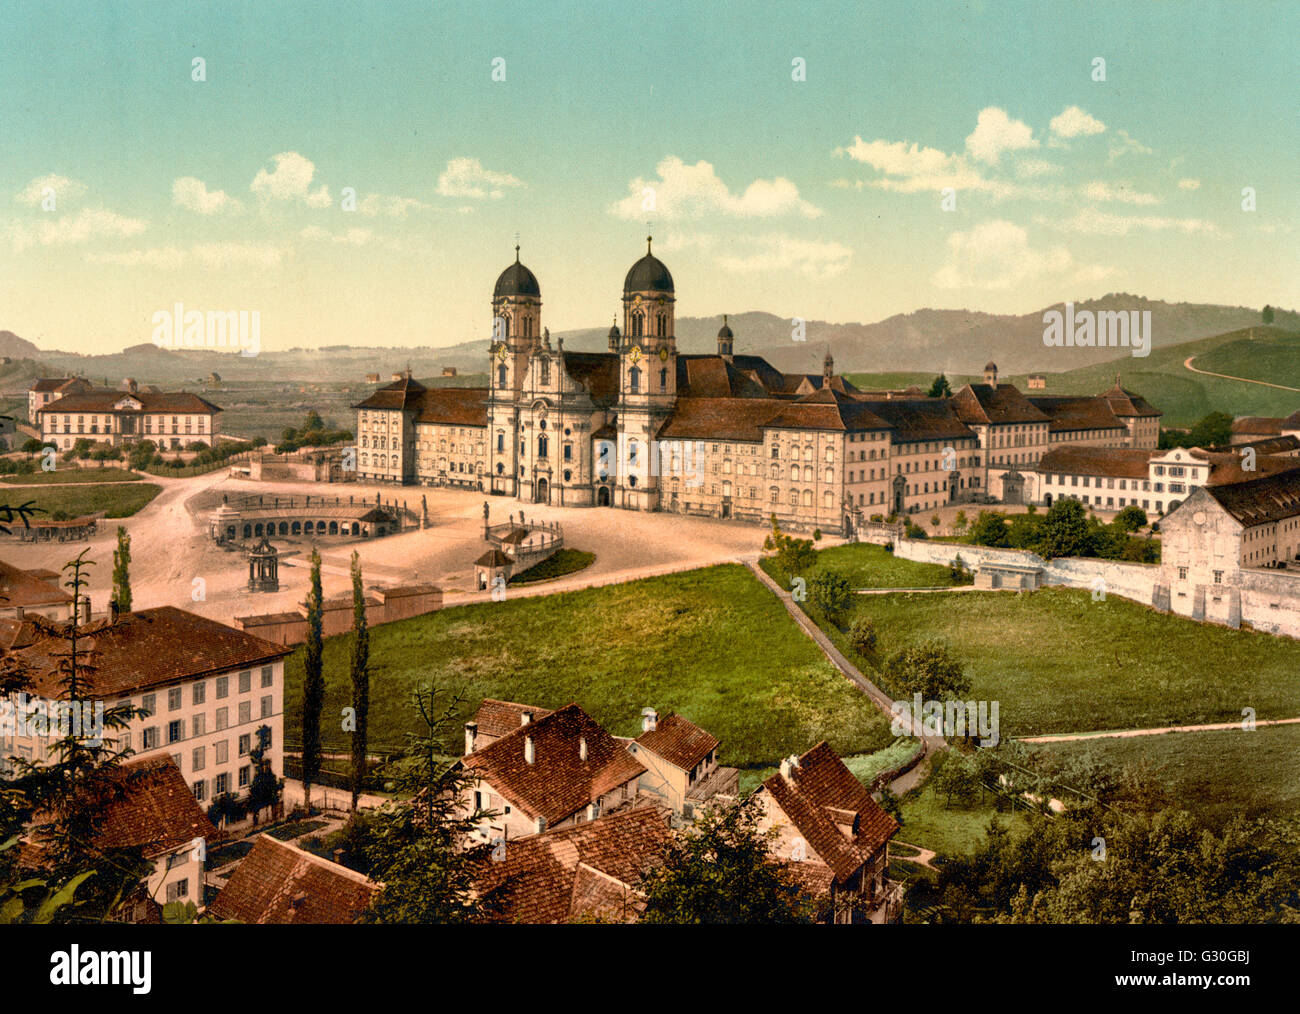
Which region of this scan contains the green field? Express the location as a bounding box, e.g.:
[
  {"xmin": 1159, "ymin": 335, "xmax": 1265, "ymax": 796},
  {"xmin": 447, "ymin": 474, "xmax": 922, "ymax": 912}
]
[
  {"xmin": 833, "ymin": 587, "xmax": 1300, "ymax": 737},
  {"xmin": 1029, "ymin": 723, "xmax": 1300, "ymax": 823},
  {"xmin": 764, "ymin": 542, "xmax": 962, "ymax": 590},
  {"xmin": 2, "ymin": 467, "xmax": 141, "ymax": 485},
  {"xmin": 897, "ymin": 752, "xmax": 1029, "ymax": 857},
  {"xmin": 284, "ymin": 563, "xmax": 895, "ymax": 768},
  {"xmin": 8, "ymin": 482, "xmax": 162, "ymax": 519}
]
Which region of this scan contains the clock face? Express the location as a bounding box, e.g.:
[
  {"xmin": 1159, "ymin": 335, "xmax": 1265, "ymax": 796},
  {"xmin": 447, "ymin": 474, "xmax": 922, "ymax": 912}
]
[
  {"xmin": 658, "ymin": 346, "xmax": 669, "ymax": 362},
  {"xmin": 629, "ymin": 346, "xmax": 643, "ymax": 364},
  {"xmin": 494, "ymin": 343, "xmax": 508, "ymax": 362}
]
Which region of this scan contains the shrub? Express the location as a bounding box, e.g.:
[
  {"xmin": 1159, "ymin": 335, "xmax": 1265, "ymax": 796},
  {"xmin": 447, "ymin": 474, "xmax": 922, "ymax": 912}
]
[
  {"xmin": 886, "ymin": 639, "xmax": 970, "ymax": 699},
  {"xmin": 968, "ymin": 511, "xmax": 1009, "ymax": 547},
  {"xmin": 809, "ymin": 568, "xmax": 853, "ymax": 624},
  {"xmin": 847, "ymin": 615, "xmax": 876, "ymax": 655}
]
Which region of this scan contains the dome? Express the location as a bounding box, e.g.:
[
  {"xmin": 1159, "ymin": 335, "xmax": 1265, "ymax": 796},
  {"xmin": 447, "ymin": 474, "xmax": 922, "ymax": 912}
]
[
  {"xmin": 608, "ymin": 318, "xmax": 621, "ymax": 338},
  {"xmin": 494, "ymin": 247, "xmax": 540, "ymax": 299},
  {"xmin": 623, "ymin": 236, "xmax": 674, "ymax": 293},
  {"xmin": 984, "ymin": 361, "xmax": 997, "ymax": 371},
  {"xmin": 717, "ymin": 314, "xmax": 733, "ymax": 339}
]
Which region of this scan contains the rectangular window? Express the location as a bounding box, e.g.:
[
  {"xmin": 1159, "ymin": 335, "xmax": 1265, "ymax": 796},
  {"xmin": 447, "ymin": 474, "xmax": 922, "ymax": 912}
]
[
  {"xmin": 192, "ymin": 746, "xmax": 205, "ymax": 772},
  {"xmin": 192, "ymin": 779, "xmax": 206, "ymax": 801},
  {"xmin": 166, "ymin": 879, "xmax": 189, "ymax": 903},
  {"xmin": 261, "ymin": 666, "xmax": 273, "ymax": 688},
  {"xmin": 216, "ymin": 676, "xmax": 229, "ymax": 699},
  {"xmin": 192, "ymin": 713, "xmax": 206, "ymax": 737},
  {"xmin": 142, "ymin": 726, "xmax": 158, "ymax": 750},
  {"xmin": 238, "ymin": 734, "xmax": 251, "ymax": 756},
  {"xmin": 168, "ymin": 720, "xmax": 184, "ymax": 744},
  {"xmin": 238, "ymin": 701, "xmax": 251, "ymax": 725},
  {"xmin": 141, "ymin": 693, "xmax": 156, "ymax": 717},
  {"xmin": 239, "ymin": 766, "xmax": 251, "ymax": 788},
  {"xmin": 260, "ymin": 696, "xmax": 272, "ymax": 719},
  {"xmin": 192, "ymin": 682, "xmax": 206, "ymax": 706},
  {"xmin": 215, "ymin": 707, "xmax": 228, "ymax": 731},
  {"xmin": 215, "ymin": 740, "xmax": 228, "ymax": 764},
  {"xmin": 168, "ymin": 687, "xmax": 182, "ymax": 712},
  {"xmin": 238, "ymin": 671, "xmax": 251, "ymax": 694},
  {"xmin": 215, "ymin": 772, "xmax": 229, "ymax": 795}
]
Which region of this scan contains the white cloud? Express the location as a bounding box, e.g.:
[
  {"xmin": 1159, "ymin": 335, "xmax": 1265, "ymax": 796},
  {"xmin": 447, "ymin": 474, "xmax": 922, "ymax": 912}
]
[
  {"xmin": 1108, "ymin": 129, "xmax": 1152, "ymax": 163},
  {"xmin": 609, "ymin": 156, "xmax": 821, "ymax": 220},
  {"xmin": 15, "ymin": 174, "xmax": 87, "ymax": 207},
  {"xmin": 835, "ymin": 137, "xmax": 1018, "ymax": 197},
  {"xmin": 1178, "ymin": 178, "xmax": 1201, "ymax": 191},
  {"xmin": 251, "ymin": 152, "xmax": 331, "ymax": 207},
  {"xmin": 714, "ymin": 233, "xmax": 851, "ymax": 276},
  {"xmin": 436, "ymin": 157, "xmax": 524, "ymax": 200},
  {"xmin": 173, "ymin": 176, "xmax": 243, "ymax": 215},
  {"xmin": 6, "ymin": 207, "xmax": 146, "ymax": 252},
  {"xmin": 90, "ymin": 242, "xmax": 288, "ymax": 268},
  {"xmin": 932, "ymin": 219, "xmax": 1072, "ymax": 290},
  {"xmin": 89, "ymin": 247, "xmax": 186, "ymax": 269},
  {"xmin": 1015, "ymin": 158, "xmax": 1062, "ymax": 179},
  {"xmin": 300, "ymin": 225, "xmax": 374, "ymax": 246},
  {"xmin": 1049, "ymin": 106, "xmax": 1106, "ymax": 138},
  {"xmin": 1081, "ymin": 181, "xmax": 1160, "ymax": 206},
  {"xmin": 1038, "ymin": 209, "xmax": 1219, "ymax": 236},
  {"xmin": 965, "ymin": 107, "xmax": 1039, "ymax": 164}
]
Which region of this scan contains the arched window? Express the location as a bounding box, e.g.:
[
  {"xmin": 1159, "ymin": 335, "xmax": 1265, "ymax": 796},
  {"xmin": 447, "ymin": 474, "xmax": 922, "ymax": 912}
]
[
  {"xmin": 802, "ymin": 490, "xmax": 813, "ymax": 506},
  {"xmin": 824, "ymin": 491, "xmax": 833, "ymax": 508},
  {"xmin": 496, "ymin": 431, "xmax": 505, "ymax": 453},
  {"xmin": 770, "ymin": 464, "xmax": 779, "ymax": 479},
  {"xmin": 656, "ymin": 314, "xmax": 667, "ymax": 337},
  {"xmin": 541, "ymin": 358, "xmax": 550, "ymax": 384},
  {"xmin": 390, "ymin": 455, "xmax": 398, "ymax": 469},
  {"xmin": 631, "ymin": 311, "xmax": 645, "ymax": 337},
  {"xmin": 629, "ymin": 366, "xmax": 641, "ymax": 393},
  {"xmin": 770, "ymin": 486, "xmax": 779, "ymax": 502},
  {"xmin": 825, "ymin": 468, "xmax": 834, "ymax": 484},
  {"xmin": 497, "ymin": 364, "xmax": 507, "ymax": 387},
  {"xmin": 360, "ymin": 453, "xmax": 368, "ymax": 466},
  {"xmin": 628, "ymin": 441, "xmax": 640, "ymax": 466},
  {"xmin": 825, "ymin": 447, "xmax": 834, "ymax": 462},
  {"xmin": 803, "ymin": 466, "xmax": 813, "ymax": 482},
  {"xmin": 360, "ymin": 435, "xmax": 367, "ymax": 448},
  {"xmin": 496, "ymin": 462, "xmax": 504, "ymax": 474},
  {"xmin": 790, "ymin": 490, "xmax": 799, "ymax": 506},
  {"xmin": 660, "ymin": 368, "xmax": 667, "ymax": 390},
  {"xmin": 538, "ymin": 435, "xmax": 549, "ymax": 457},
  {"xmin": 789, "ymin": 465, "xmax": 798, "ymax": 481}
]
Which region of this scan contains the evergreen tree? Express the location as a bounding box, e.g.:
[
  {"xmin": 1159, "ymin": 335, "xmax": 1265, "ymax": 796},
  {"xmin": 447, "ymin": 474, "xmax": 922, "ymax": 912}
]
[
  {"xmin": 348, "ymin": 550, "xmax": 370, "ymax": 811},
  {"xmin": 927, "ymin": 374, "xmax": 953, "ymax": 398},
  {"xmin": 301, "ymin": 548, "xmax": 325, "ymax": 811},
  {"xmin": 110, "ymin": 526, "xmax": 131, "ymax": 612}
]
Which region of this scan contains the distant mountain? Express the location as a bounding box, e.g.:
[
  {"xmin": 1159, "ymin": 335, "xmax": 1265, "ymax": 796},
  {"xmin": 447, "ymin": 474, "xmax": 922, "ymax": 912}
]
[{"xmin": 1, "ymin": 297, "xmax": 1292, "ymax": 385}]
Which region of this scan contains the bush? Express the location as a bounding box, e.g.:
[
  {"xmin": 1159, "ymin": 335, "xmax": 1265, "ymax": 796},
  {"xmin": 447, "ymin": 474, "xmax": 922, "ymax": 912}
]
[
  {"xmin": 1114, "ymin": 505, "xmax": 1148, "ymax": 532},
  {"xmin": 886, "ymin": 639, "xmax": 970, "ymax": 699},
  {"xmin": 847, "ymin": 615, "xmax": 877, "ymax": 655},
  {"xmin": 968, "ymin": 511, "xmax": 1009, "ymax": 547},
  {"xmin": 809, "ymin": 568, "xmax": 853, "ymax": 624}
]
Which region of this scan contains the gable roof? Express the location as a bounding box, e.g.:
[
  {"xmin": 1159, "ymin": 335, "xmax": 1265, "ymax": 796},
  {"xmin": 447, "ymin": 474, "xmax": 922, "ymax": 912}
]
[
  {"xmin": 36, "ymin": 389, "xmax": 221, "ymax": 416},
  {"xmin": 1028, "ymin": 395, "xmax": 1127, "ymax": 434},
  {"xmin": 864, "ymin": 397, "xmax": 976, "ymax": 443},
  {"xmin": 759, "ymin": 742, "xmax": 898, "ymax": 884},
  {"xmin": 1099, "ymin": 378, "xmax": 1162, "ymax": 418},
  {"xmin": 1199, "ymin": 465, "xmax": 1300, "ymax": 528},
  {"xmin": 634, "ymin": 713, "xmax": 718, "ymax": 771},
  {"xmin": 31, "ymin": 377, "xmax": 91, "ymax": 394},
  {"xmin": 352, "ymin": 372, "xmax": 426, "ymax": 411},
  {"xmin": 657, "ymin": 397, "xmax": 780, "ymax": 442},
  {"xmin": 1036, "ymin": 445, "xmax": 1154, "ymax": 479},
  {"xmin": 0, "ymin": 561, "xmax": 72, "ymax": 610},
  {"xmin": 208, "ymin": 836, "xmax": 379, "ymax": 924},
  {"xmin": 460, "ymin": 703, "xmax": 645, "ymax": 826},
  {"xmin": 473, "ymin": 807, "xmax": 671, "ymax": 923},
  {"xmin": 93, "ymin": 756, "xmax": 218, "ymax": 859},
  {"xmin": 471, "ymin": 698, "xmax": 555, "ymax": 742},
  {"xmin": 6, "ymin": 606, "xmax": 293, "ymax": 699},
  {"xmin": 951, "ymin": 383, "xmax": 1050, "ymax": 426}
]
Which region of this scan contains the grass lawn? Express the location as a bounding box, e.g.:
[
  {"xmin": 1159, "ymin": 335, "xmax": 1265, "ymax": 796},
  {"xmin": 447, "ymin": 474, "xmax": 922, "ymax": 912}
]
[
  {"xmin": 284, "ymin": 563, "xmax": 895, "ymax": 768},
  {"xmin": 845, "ymin": 587, "xmax": 1300, "ymax": 737},
  {"xmin": 2, "ymin": 467, "xmax": 142, "ymax": 484},
  {"xmin": 9, "ymin": 482, "xmax": 162, "ymax": 519},
  {"xmin": 1028, "ymin": 723, "xmax": 1300, "ymax": 824},
  {"xmin": 768, "ymin": 542, "xmax": 963, "ymax": 589},
  {"xmin": 897, "ymin": 753, "xmax": 1028, "ymax": 858},
  {"xmin": 508, "ymin": 548, "xmax": 595, "ymax": 585}
]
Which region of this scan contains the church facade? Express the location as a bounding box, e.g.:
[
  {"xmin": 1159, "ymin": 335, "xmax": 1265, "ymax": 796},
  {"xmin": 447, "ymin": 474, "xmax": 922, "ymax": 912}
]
[{"xmin": 353, "ymin": 243, "xmax": 1158, "ymax": 535}]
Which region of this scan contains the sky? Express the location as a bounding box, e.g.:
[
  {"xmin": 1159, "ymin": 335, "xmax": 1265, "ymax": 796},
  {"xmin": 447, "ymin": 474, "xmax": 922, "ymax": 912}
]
[{"xmin": 1, "ymin": 0, "xmax": 1296, "ymax": 355}]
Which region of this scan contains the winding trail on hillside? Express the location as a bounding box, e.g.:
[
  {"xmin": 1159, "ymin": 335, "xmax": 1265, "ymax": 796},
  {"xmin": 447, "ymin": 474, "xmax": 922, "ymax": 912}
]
[
  {"xmin": 1018, "ymin": 715, "xmax": 1300, "ymax": 744},
  {"xmin": 1183, "ymin": 354, "xmax": 1300, "ymax": 392}
]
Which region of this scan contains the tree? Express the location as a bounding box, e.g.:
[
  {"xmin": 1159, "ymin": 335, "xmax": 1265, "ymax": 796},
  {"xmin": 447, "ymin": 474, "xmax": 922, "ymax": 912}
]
[
  {"xmin": 20, "ymin": 438, "xmax": 43, "ymax": 458},
  {"xmin": 1114, "ymin": 505, "xmax": 1148, "ymax": 532},
  {"xmin": 358, "ymin": 684, "xmax": 492, "ymax": 924},
  {"xmin": 847, "ymin": 615, "xmax": 877, "ymax": 655},
  {"xmin": 932, "ymin": 751, "xmax": 981, "ymax": 808},
  {"xmin": 110, "ymin": 527, "xmax": 131, "ymax": 613},
  {"xmin": 301, "ymin": 548, "xmax": 325, "ymax": 811},
  {"xmin": 1038, "ymin": 498, "xmax": 1091, "ymax": 558},
  {"xmin": 927, "ymin": 374, "xmax": 952, "ymax": 398},
  {"xmin": 1005, "ymin": 512, "xmax": 1044, "ymax": 551},
  {"xmin": 953, "ymin": 510, "xmax": 969, "ymax": 535},
  {"xmin": 1185, "ymin": 411, "xmax": 1234, "ymax": 449},
  {"xmin": 246, "ymin": 726, "xmax": 283, "ymax": 826},
  {"xmin": 348, "ymin": 550, "xmax": 370, "ymax": 812},
  {"xmin": 886, "ymin": 639, "xmax": 970, "ymax": 700},
  {"xmin": 968, "ymin": 511, "xmax": 1009, "ymax": 547},
  {"xmin": 640, "ymin": 796, "xmax": 813, "ymax": 924},
  {"xmin": 763, "ymin": 514, "xmax": 815, "ymax": 578},
  {"xmin": 1262, "ymin": 304, "xmax": 1275, "ymax": 324},
  {"xmin": 809, "ymin": 568, "xmax": 853, "ymax": 624}
]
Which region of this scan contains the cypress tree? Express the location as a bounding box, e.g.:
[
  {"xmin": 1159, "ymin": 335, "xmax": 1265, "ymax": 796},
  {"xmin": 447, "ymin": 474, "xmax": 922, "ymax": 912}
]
[
  {"xmin": 111, "ymin": 526, "xmax": 131, "ymax": 612},
  {"xmin": 301, "ymin": 548, "xmax": 325, "ymax": 811},
  {"xmin": 348, "ymin": 550, "xmax": 370, "ymax": 811}
]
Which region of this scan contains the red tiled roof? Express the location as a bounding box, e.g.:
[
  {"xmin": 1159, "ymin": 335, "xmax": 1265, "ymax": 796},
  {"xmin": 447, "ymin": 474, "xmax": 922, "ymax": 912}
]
[
  {"xmin": 7, "ymin": 606, "xmax": 293, "ymax": 699},
  {"xmin": 30, "ymin": 377, "xmax": 91, "ymax": 394},
  {"xmin": 1099, "ymin": 379, "xmax": 1162, "ymax": 418},
  {"xmin": 760, "ymin": 742, "xmax": 898, "ymax": 885},
  {"xmin": 414, "ymin": 387, "xmax": 488, "ymax": 427},
  {"xmin": 471, "ymin": 699, "xmax": 554, "ymax": 741},
  {"xmin": 460, "ymin": 703, "xmax": 645, "ymax": 826},
  {"xmin": 1028, "ymin": 395, "xmax": 1127, "ymax": 434},
  {"xmin": 473, "ymin": 807, "xmax": 670, "ymax": 923},
  {"xmin": 1036, "ymin": 445, "xmax": 1153, "ymax": 479},
  {"xmin": 863, "ymin": 398, "xmax": 976, "ymax": 444},
  {"xmin": 352, "ymin": 373, "xmax": 427, "ymax": 411},
  {"xmin": 634, "ymin": 713, "xmax": 718, "ymax": 771},
  {"xmin": 657, "ymin": 397, "xmax": 781, "ymax": 442},
  {"xmin": 951, "ymin": 383, "xmax": 1050, "ymax": 426},
  {"xmin": 0, "ymin": 561, "xmax": 72, "ymax": 609},
  {"xmin": 1199, "ymin": 465, "xmax": 1300, "ymax": 528},
  {"xmin": 36, "ymin": 390, "xmax": 221, "ymax": 415},
  {"xmin": 93, "ymin": 756, "xmax": 217, "ymax": 859},
  {"xmin": 208, "ymin": 836, "xmax": 379, "ymax": 924},
  {"xmin": 561, "ymin": 352, "xmax": 621, "ymax": 407}
]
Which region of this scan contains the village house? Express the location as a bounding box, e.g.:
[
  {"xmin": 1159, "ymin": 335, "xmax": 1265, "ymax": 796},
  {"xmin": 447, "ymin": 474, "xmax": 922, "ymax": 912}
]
[
  {"xmin": 27, "ymin": 376, "xmax": 92, "ymax": 424},
  {"xmin": 1229, "ymin": 409, "xmax": 1300, "ymax": 444},
  {"xmin": 0, "ymin": 562, "xmax": 75, "ymax": 621},
  {"xmin": 458, "ymin": 702, "xmax": 646, "ymax": 843},
  {"xmin": 0, "ymin": 606, "xmax": 292, "ymax": 809},
  {"xmin": 208, "ymin": 836, "xmax": 380, "ymax": 924},
  {"xmin": 751, "ymin": 742, "xmax": 902, "ymax": 924},
  {"xmin": 626, "ymin": 708, "xmax": 738, "ymax": 819},
  {"xmin": 472, "ymin": 807, "xmax": 672, "ymax": 923}
]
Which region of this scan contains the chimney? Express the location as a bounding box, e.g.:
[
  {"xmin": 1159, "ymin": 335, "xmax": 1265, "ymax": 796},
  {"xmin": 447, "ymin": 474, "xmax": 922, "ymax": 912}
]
[
  {"xmin": 524, "ymin": 735, "xmax": 535, "ymax": 764},
  {"xmin": 779, "ymin": 754, "xmax": 801, "ymax": 782},
  {"xmin": 520, "ymin": 710, "xmax": 533, "ymax": 726},
  {"xmin": 579, "ymin": 736, "xmax": 588, "ymax": 762},
  {"xmin": 464, "ymin": 721, "xmax": 478, "ymax": 755},
  {"xmin": 586, "ymin": 802, "xmax": 599, "ymax": 821},
  {"xmin": 641, "ymin": 707, "xmax": 658, "ymax": 733}
]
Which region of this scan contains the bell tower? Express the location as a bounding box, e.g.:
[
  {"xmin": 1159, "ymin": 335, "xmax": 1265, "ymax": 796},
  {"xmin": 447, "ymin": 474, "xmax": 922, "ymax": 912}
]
[{"xmin": 488, "ymin": 246, "xmax": 542, "ymax": 496}]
